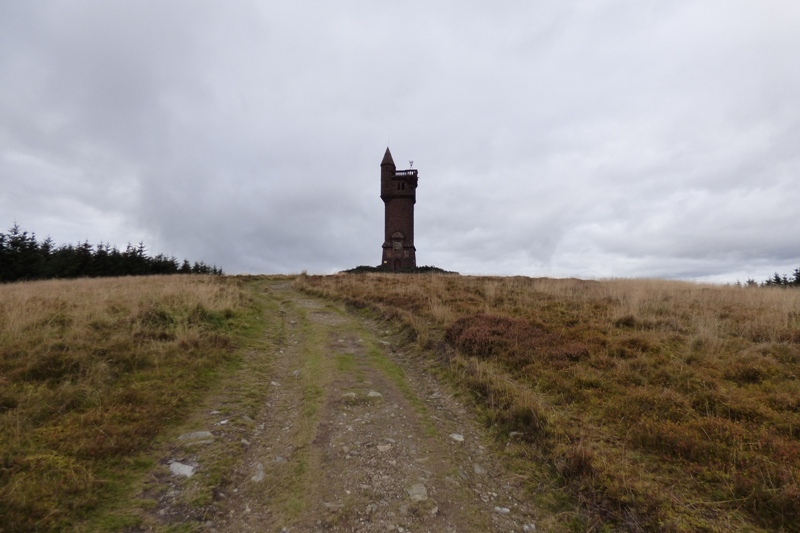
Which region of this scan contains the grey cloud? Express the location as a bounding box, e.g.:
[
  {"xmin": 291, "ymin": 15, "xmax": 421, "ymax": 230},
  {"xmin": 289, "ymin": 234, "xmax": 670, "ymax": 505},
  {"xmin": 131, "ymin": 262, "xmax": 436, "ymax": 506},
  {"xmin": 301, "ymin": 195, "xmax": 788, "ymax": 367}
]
[{"xmin": 1, "ymin": 1, "xmax": 799, "ymax": 281}]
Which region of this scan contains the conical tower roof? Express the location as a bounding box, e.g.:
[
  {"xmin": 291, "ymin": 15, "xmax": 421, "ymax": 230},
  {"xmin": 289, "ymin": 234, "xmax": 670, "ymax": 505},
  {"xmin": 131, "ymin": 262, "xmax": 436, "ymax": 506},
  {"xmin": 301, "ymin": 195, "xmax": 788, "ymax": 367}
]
[{"xmin": 381, "ymin": 147, "xmax": 395, "ymax": 166}]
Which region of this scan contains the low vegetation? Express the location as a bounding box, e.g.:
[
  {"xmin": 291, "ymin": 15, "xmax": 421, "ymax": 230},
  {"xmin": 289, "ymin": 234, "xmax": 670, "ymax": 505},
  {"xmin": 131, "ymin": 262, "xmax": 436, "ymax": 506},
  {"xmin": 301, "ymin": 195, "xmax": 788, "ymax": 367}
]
[
  {"xmin": 0, "ymin": 275, "xmax": 251, "ymax": 532},
  {"xmin": 296, "ymin": 274, "xmax": 800, "ymax": 532},
  {"xmin": 340, "ymin": 264, "xmax": 457, "ymax": 274}
]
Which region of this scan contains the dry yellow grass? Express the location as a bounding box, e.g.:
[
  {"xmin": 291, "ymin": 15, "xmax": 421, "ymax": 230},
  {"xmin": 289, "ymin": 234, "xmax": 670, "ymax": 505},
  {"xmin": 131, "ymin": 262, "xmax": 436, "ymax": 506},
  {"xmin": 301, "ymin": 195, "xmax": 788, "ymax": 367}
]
[
  {"xmin": 297, "ymin": 274, "xmax": 800, "ymax": 532},
  {"xmin": 0, "ymin": 275, "xmax": 250, "ymax": 532}
]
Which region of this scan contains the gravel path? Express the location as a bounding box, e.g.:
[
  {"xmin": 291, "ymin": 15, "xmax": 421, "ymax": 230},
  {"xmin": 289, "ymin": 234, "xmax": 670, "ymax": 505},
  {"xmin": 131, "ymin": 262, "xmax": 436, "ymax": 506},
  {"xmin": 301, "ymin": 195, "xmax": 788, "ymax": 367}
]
[{"xmin": 131, "ymin": 279, "xmax": 539, "ymax": 532}]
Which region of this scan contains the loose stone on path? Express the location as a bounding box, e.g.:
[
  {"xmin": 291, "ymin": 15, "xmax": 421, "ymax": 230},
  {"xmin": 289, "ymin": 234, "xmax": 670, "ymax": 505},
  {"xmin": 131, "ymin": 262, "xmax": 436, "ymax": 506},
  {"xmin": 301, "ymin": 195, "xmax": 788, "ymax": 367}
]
[
  {"xmin": 250, "ymin": 462, "xmax": 265, "ymax": 483},
  {"xmin": 177, "ymin": 430, "xmax": 214, "ymax": 446},
  {"xmin": 407, "ymin": 484, "xmax": 428, "ymax": 501},
  {"xmin": 169, "ymin": 461, "xmax": 195, "ymax": 478}
]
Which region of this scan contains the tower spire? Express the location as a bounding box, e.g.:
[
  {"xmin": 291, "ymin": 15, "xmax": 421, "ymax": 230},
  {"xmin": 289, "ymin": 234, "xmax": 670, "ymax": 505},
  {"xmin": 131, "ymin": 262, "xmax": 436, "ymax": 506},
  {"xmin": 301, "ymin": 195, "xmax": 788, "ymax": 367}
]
[{"xmin": 381, "ymin": 147, "xmax": 395, "ymax": 166}]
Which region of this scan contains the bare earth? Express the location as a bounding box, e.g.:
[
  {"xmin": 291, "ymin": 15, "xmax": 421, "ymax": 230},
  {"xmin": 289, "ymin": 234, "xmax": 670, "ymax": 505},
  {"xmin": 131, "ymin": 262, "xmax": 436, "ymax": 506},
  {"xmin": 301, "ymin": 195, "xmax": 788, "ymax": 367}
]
[{"xmin": 131, "ymin": 280, "xmax": 539, "ymax": 532}]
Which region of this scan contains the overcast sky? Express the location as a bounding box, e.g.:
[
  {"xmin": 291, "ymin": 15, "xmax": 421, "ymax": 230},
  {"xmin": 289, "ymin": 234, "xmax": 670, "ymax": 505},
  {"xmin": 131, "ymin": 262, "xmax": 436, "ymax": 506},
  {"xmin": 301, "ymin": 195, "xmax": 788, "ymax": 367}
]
[{"xmin": 2, "ymin": 1, "xmax": 799, "ymax": 282}]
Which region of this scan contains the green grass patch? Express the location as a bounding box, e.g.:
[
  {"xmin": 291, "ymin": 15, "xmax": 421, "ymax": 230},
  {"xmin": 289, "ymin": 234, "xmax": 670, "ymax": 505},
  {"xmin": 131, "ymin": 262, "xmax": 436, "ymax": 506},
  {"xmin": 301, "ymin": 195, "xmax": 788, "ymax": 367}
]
[{"xmin": 0, "ymin": 276, "xmax": 256, "ymax": 532}]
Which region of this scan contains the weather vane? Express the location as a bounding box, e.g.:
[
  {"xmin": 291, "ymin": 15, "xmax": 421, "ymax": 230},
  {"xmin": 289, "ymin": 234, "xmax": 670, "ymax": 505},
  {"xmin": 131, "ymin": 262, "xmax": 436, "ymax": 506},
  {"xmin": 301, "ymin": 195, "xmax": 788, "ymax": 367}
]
[{"xmin": 409, "ymin": 160, "xmax": 414, "ymax": 168}]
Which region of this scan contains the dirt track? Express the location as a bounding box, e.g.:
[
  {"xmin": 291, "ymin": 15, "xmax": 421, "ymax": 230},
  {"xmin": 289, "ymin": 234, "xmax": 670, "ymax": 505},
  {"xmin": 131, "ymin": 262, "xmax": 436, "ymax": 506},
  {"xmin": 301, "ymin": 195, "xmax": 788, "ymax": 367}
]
[{"xmin": 132, "ymin": 279, "xmax": 538, "ymax": 532}]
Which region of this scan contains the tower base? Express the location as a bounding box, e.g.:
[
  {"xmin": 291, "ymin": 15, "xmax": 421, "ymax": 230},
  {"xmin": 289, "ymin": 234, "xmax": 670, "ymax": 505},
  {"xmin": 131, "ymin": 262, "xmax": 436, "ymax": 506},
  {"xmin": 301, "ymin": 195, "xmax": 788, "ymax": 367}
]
[{"xmin": 381, "ymin": 244, "xmax": 416, "ymax": 271}]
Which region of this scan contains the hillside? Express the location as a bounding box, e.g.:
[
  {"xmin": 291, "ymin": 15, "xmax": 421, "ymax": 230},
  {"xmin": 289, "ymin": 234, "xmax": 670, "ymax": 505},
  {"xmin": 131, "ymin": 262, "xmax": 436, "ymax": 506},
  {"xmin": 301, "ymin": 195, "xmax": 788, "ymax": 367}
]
[
  {"xmin": 296, "ymin": 274, "xmax": 800, "ymax": 531},
  {"xmin": 3, "ymin": 274, "xmax": 799, "ymax": 532}
]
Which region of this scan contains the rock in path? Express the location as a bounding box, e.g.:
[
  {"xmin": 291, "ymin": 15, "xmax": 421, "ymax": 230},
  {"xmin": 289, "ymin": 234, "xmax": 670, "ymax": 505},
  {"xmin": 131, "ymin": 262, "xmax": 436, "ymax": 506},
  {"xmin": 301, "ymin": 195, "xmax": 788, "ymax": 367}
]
[
  {"xmin": 251, "ymin": 462, "xmax": 265, "ymax": 483},
  {"xmin": 169, "ymin": 461, "xmax": 195, "ymax": 478},
  {"xmin": 407, "ymin": 484, "xmax": 428, "ymax": 501}
]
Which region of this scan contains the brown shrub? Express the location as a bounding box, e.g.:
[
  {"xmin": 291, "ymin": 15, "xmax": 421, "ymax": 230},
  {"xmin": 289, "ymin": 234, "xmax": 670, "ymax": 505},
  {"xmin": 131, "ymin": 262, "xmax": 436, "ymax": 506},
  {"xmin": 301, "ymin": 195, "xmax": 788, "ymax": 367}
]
[
  {"xmin": 446, "ymin": 314, "xmax": 580, "ymax": 368},
  {"xmin": 557, "ymin": 444, "xmax": 595, "ymax": 481}
]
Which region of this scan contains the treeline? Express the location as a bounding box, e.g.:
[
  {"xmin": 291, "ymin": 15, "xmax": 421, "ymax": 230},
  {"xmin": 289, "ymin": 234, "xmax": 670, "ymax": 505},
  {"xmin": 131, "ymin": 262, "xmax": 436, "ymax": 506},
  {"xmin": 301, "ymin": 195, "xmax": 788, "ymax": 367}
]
[
  {"xmin": 740, "ymin": 268, "xmax": 800, "ymax": 288},
  {"xmin": 761, "ymin": 268, "xmax": 800, "ymax": 287},
  {"xmin": 0, "ymin": 223, "xmax": 222, "ymax": 283}
]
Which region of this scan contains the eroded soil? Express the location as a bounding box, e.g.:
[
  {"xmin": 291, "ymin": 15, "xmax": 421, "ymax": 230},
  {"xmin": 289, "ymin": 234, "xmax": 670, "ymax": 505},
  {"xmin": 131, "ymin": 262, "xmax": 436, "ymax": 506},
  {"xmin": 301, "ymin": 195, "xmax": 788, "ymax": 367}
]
[{"xmin": 129, "ymin": 279, "xmax": 538, "ymax": 532}]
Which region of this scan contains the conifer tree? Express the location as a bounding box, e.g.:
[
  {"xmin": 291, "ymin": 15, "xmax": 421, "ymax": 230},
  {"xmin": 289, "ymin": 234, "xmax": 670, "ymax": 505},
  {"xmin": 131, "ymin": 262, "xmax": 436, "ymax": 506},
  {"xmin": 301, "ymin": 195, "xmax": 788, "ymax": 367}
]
[{"xmin": 0, "ymin": 223, "xmax": 224, "ymax": 283}]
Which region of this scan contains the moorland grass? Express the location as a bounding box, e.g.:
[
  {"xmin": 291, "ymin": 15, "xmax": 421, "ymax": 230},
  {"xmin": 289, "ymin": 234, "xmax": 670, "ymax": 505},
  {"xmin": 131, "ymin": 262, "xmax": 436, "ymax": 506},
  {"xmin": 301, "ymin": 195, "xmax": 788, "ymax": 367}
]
[
  {"xmin": 0, "ymin": 275, "xmax": 251, "ymax": 532},
  {"xmin": 296, "ymin": 274, "xmax": 800, "ymax": 532}
]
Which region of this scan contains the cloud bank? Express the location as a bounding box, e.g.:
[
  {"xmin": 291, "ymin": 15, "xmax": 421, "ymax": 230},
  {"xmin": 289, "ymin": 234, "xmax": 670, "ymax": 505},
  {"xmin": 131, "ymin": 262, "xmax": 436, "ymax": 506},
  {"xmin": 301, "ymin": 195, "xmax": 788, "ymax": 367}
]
[{"xmin": 2, "ymin": 1, "xmax": 798, "ymax": 281}]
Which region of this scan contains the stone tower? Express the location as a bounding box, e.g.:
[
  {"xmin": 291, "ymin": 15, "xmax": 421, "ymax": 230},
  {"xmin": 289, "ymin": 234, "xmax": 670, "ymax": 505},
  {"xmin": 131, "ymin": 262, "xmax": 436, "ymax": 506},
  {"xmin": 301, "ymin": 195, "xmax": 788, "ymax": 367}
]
[{"xmin": 380, "ymin": 148, "xmax": 418, "ymax": 271}]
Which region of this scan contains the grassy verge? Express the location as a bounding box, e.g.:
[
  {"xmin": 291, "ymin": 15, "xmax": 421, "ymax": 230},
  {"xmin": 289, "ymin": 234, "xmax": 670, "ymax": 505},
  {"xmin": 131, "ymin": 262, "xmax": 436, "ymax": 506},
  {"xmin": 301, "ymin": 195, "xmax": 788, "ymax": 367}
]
[
  {"xmin": 296, "ymin": 273, "xmax": 800, "ymax": 532},
  {"xmin": 0, "ymin": 275, "xmax": 255, "ymax": 532}
]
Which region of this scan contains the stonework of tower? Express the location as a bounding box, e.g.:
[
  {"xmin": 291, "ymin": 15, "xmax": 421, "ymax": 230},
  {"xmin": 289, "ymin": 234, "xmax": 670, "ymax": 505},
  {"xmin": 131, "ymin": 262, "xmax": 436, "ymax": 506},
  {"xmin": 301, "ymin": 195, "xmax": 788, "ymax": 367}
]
[{"xmin": 380, "ymin": 147, "xmax": 418, "ymax": 271}]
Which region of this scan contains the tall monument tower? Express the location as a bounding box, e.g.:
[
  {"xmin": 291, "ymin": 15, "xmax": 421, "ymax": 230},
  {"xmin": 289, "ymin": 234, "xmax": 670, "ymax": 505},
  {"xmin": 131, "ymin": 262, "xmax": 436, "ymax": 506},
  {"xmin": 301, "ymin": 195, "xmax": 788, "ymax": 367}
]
[{"xmin": 380, "ymin": 148, "xmax": 418, "ymax": 271}]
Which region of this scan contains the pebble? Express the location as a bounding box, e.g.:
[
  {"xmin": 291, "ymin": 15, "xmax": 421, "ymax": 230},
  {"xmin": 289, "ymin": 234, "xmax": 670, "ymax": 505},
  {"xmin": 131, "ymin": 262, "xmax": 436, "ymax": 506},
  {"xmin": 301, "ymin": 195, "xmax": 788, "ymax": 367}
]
[
  {"xmin": 523, "ymin": 524, "xmax": 536, "ymax": 532},
  {"xmin": 169, "ymin": 461, "xmax": 195, "ymax": 478},
  {"xmin": 494, "ymin": 506, "xmax": 511, "ymax": 514},
  {"xmin": 367, "ymin": 391, "xmax": 383, "ymax": 398},
  {"xmin": 275, "ymin": 456, "xmax": 287, "ymax": 463},
  {"xmin": 178, "ymin": 430, "xmax": 213, "ymax": 441},
  {"xmin": 377, "ymin": 444, "xmax": 392, "ymax": 452},
  {"xmin": 407, "ymin": 483, "xmax": 428, "ymax": 501},
  {"xmin": 270, "ymin": 381, "xmax": 280, "ymax": 386},
  {"xmin": 450, "ymin": 433, "xmax": 465, "ymax": 442},
  {"xmin": 292, "ymin": 370, "xmax": 300, "ymax": 377},
  {"xmin": 342, "ymin": 392, "xmax": 357, "ymax": 400},
  {"xmin": 473, "ymin": 464, "xmax": 487, "ymax": 475},
  {"xmin": 323, "ymin": 502, "xmax": 344, "ymax": 510},
  {"xmin": 251, "ymin": 462, "xmax": 265, "ymax": 483}
]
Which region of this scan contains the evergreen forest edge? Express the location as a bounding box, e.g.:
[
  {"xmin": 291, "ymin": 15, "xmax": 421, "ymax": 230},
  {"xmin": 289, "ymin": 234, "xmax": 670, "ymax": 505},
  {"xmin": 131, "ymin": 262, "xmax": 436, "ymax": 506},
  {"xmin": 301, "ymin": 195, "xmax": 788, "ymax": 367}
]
[{"xmin": 0, "ymin": 223, "xmax": 222, "ymax": 283}]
